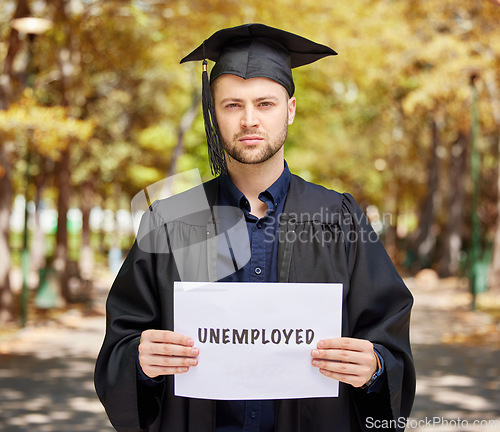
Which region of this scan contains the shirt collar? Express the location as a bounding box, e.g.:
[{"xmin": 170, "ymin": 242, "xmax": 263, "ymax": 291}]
[{"xmin": 219, "ymin": 161, "xmax": 291, "ymax": 212}]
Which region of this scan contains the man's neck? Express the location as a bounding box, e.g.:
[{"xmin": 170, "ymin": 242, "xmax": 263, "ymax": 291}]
[{"xmin": 226, "ymin": 154, "xmax": 285, "ymax": 218}]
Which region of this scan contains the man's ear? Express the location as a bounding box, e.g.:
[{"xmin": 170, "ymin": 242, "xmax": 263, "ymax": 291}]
[{"xmin": 288, "ymin": 97, "xmax": 296, "ymax": 125}]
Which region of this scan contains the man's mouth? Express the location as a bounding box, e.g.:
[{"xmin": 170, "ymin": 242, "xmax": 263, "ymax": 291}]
[{"xmin": 238, "ymin": 135, "xmax": 264, "ymax": 145}]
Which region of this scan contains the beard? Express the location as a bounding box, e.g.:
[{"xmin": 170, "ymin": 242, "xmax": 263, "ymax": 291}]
[{"xmin": 222, "ymin": 119, "xmax": 289, "ymax": 165}]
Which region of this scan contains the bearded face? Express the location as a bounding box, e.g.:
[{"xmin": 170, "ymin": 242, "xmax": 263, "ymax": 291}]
[{"xmin": 213, "ymin": 74, "xmax": 296, "ymax": 168}]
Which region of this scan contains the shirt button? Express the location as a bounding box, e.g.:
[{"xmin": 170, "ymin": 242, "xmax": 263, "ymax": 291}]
[
  {"xmin": 256, "ymin": 222, "xmax": 262, "ymax": 229},
  {"xmin": 250, "ymin": 411, "xmax": 256, "ymax": 419},
  {"xmin": 254, "ymin": 267, "xmax": 262, "ymax": 275}
]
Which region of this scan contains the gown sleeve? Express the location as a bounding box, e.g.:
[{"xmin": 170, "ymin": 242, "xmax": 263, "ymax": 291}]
[
  {"xmin": 341, "ymin": 193, "xmax": 416, "ymax": 431},
  {"xmin": 94, "ymin": 204, "xmax": 172, "ymax": 431}
]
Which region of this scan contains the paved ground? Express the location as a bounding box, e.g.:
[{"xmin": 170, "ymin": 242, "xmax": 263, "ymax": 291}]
[
  {"xmin": 407, "ymin": 274, "xmax": 500, "ymax": 431},
  {"xmin": 0, "ymin": 271, "xmax": 499, "ymax": 431},
  {"xmin": 0, "ymin": 271, "xmax": 115, "ymax": 432}
]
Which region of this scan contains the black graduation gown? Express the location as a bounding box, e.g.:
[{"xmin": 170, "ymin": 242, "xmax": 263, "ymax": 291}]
[{"xmin": 94, "ymin": 174, "xmax": 415, "ymax": 432}]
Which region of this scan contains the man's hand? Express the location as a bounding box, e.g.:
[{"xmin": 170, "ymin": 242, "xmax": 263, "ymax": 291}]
[
  {"xmin": 138, "ymin": 330, "xmax": 199, "ymax": 378},
  {"xmin": 311, "ymin": 337, "xmax": 378, "ymax": 388}
]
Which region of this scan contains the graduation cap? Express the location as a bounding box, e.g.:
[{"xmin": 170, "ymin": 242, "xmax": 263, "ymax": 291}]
[{"xmin": 181, "ymin": 23, "xmax": 337, "ymax": 176}]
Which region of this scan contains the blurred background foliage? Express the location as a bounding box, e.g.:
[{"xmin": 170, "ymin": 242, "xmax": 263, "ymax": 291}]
[{"xmin": 1, "ymin": 0, "xmax": 500, "ymax": 324}]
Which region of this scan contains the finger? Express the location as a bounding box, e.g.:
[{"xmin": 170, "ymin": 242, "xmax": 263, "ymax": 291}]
[
  {"xmin": 311, "ymin": 348, "xmax": 373, "ymax": 365},
  {"xmin": 312, "ymin": 358, "xmax": 372, "ymax": 377},
  {"xmin": 141, "ymin": 329, "xmax": 194, "ymax": 347},
  {"xmin": 317, "ymin": 368, "xmax": 367, "ymax": 388},
  {"xmin": 144, "ymin": 353, "xmax": 199, "ymax": 368},
  {"xmin": 312, "ymin": 358, "xmax": 356, "ymax": 374},
  {"xmin": 140, "ymin": 342, "xmax": 199, "ymax": 358},
  {"xmin": 317, "ymin": 337, "xmax": 372, "ymax": 352},
  {"xmin": 142, "ymin": 365, "xmax": 190, "ymax": 378}
]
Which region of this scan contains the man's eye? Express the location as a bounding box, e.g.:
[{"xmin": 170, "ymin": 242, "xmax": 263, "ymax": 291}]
[
  {"xmin": 259, "ymin": 102, "xmax": 273, "ymax": 107},
  {"xmin": 225, "ymin": 103, "xmax": 239, "ymax": 109}
]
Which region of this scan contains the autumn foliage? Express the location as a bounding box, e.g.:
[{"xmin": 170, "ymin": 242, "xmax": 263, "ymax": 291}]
[{"xmin": 1, "ymin": 0, "xmax": 500, "ymax": 323}]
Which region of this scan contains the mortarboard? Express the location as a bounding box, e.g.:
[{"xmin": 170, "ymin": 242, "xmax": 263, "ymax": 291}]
[{"xmin": 181, "ymin": 23, "xmax": 337, "ymax": 176}]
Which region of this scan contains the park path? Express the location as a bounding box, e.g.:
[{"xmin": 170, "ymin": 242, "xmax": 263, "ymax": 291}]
[
  {"xmin": 0, "ymin": 271, "xmax": 499, "ymax": 431},
  {"xmin": 407, "ymin": 274, "xmax": 500, "ymax": 431},
  {"xmin": 0, "ymin": 270, "xmax": 115, "ymax": 432}
]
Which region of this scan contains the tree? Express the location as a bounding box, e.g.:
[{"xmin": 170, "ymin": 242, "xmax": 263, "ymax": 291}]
[
  {"xmin": 1, "ymin": 0, "xmax": 500, "ymax": 325},
  {"xmin": 486, "ymin": 70, "xmax": 500, "ymax": 293},
  {"xmin": 0, "ymin": 0, "xmax": 33, "ymax": 324}
]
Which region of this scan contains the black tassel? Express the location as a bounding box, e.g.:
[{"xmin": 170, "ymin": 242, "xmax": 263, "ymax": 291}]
[{"xmin": 202, "ymin": 59, "xmax": 227, "ymax": 176}]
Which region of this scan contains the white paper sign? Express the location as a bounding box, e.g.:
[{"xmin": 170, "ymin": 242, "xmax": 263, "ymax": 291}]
[{"xmin": 174, "ymin": 282, "xmax": 343, "ymax": 400}]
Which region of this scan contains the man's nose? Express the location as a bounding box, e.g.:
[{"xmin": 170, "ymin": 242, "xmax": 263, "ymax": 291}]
[{"xmin": 240, "ymin": 107, "xmax": 259, "ymax": 129}]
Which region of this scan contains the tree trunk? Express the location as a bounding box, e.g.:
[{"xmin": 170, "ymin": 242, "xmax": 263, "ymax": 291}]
[
  {"xmin": 438, "ymin": 132, "xmax": 468, "ymax": 277},
  {"xmin": 79, "ymin": 179, "xmax": 95, "ymax": 303},
  {"xmin": 485, "ymin": 71, "xmax": 500, "ymax": 293},
  {"xmin": 81, "ymin": 180, "xmax": 93, "ymax": 251},
  {"xmin": 55, "ymin": 147, "xmax": 71, "ymax": 303},
  {"xmin": 0, "ymin": 0, "xmax": 31, "ymax": 325},
  {"xmin": 490, "ymin": 141, "xmax": 500, "ymax": 293},
  {"xmin": 409, "ymin": 112, "xmax": 442, "ymax": 270},
  {"xmin": 384, "ymin": 110, "xmax": 404, "ymax": 264},
  {"xmin": 168, "ymin": 92, "xmax": 201, "ymax": 178},
  {"xmin": 384, "ymin": 184, "xmax": 401, "ymax": 265},
  {"xmin": 0, "ymin": 146, "xmax": 14, "ymax": 324},
  {"xmin": 53, "ymin": 0, "xmax": 82, "ymax": 302},
  {"xmin": 30, "ymin": 157, "xmax": 50, "ymax": 274}
]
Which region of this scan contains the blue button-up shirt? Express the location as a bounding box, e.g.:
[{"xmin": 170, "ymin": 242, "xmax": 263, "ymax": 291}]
[
  {"xmin": 215, "ymin": 163, "xmax": 291, "ymax": 432},
  {"xmin": 136, "ymin": 162, "xmax": 386, "ymax": 428}
]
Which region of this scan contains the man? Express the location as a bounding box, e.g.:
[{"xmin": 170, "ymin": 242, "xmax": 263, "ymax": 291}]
[{"xmin": 95, "ymin": 24, "xmax": 415, "ymax": 432}]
